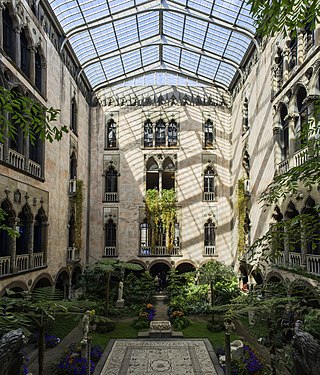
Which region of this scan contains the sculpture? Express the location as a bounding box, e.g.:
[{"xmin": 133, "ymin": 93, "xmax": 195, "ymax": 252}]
[
  {"xmin": 82, "ymin": 310, "xmax": 91, "ymax": 342},
  {"xmin": 293, "ymin": 320, "xmax": 320, "ymax": 375},
  {"xmin": 0, "ymin": 329, "xmax": 26, "ymax": 375},
  {"xmin": 117, "ymin": 281, "xmax": 124, "ymax": 301}
]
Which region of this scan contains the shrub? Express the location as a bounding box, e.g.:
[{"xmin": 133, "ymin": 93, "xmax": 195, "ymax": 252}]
[
  {"xmin": 131, "ymin": 303, "xmax": 156, "ymax": 329},
  {"xmin": 169, "ymin": 310, "xmax": 190, "ymax": 330}
]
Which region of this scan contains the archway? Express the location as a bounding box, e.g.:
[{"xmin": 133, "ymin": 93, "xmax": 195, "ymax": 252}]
[
  {"xmin": 32, "ymin": 277, "xmax": 52, "ymax": 290},
  {"xmin": 55, "ymin": 270, "xmax": 70, "ymax": 299},
  {"xmin": 175, "ymin": 262, "xmax": 196, "ymax": 274},
  {"xmin": 71, "ymin": 266, "xmax": 82, "ymax": 290},
  {"xmin": 149, "ymin": 261, "xmax": 171, "ymax": 289}
]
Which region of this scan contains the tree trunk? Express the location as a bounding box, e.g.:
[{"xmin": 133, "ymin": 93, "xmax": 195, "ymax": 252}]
[
  {"xmin": 38, "ymin": 324, "xmax": 45, "ymax": 375},
  {"xmin": 211, "ymin": 282, "xmax": 215, "ymax": 324},
  {"xmin": 105, "ymin": 271, "xmax": 111, "ymax": 316}
]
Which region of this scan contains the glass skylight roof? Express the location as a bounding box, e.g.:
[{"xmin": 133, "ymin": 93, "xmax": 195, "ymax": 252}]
[{"xmin": 49, "ymin": 0, "xmax": 256, "ymax": 91}]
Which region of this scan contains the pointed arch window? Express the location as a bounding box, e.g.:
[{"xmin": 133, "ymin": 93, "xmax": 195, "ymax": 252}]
[
  {"xmin": 302, "ymin": 197, "xmax": 320, "ymax": 256},
  {"xmin": 16, "ymin": 205, "xmax": 32, "ymax": 256},
  {"xmin": 106, "ymin": 118, "xmax": 117, "ymax": 148},
  {"xmin": 162, "ymin": 157, "xmax": 175, "ymax": 190},
  {"xmin": 296, "ymin": 86, "xmax": 308, "ymax": 149},
  {"xmin": 68, "ymin": 214, "xmax": 76, "ymax": 248},
  {"xmin": 305, "ymin": 20, "xmax": 315, "ymax": 52},
  {"xmin": 279, "ymin": 104, "xmax": 289, "ymax": 160},
  {"xmin": 33, "ymin": 207, "xmax": 47, "ymax": 267},
  {"xmin": 3, "ymin": 7, "xmax": 15, "ymax": 61},
  {"xmin": 204, "ymin": 118, "xmax": 214, "ymax": 148},
  {"xmin": 203, "ymin": 167, "xmax": 216, "ymax": 201},
  {"xmin": 146, "ymin": 157, "xmax": 159, "ymax": 191},
  {"xmin": 71, "ymin": 97, "xmax": 77, "ymax": 134},
  {"xmin": 20, "ymin": 29, "xmax": 30, "ymax": 78},
  {"xmin": 105, "ymin": 166, "xmax": 118, "ymax": 202},
  {"xmin": 35, "ymin": 49, "xmax": 43, "ymax": 92},
  {"xmin": 0, "ymin": 200, "xmax": 15, "ymax": 259},
  {"xmin": 168, "ymin": 119, "xmax": 178, "ymax": 146},
  {"xmin": 285, "ymin": 202, "xmax": 301, "ymax": 253},
  {"xmin": 204, "ymin": 219, "xmax": 215, "ymax": 255},
  {"xmin": 155, "ymin": 119, "xmax": 166, "ymax": 147},
  {"xmin": 288, "ymin": 32, "xmax": 297, "ymax": 71},
  {"xmin": 146, "ymin": 156, "xmax": 176, "ymax": 192},
  {"xmin": 9, "ymin": 89, "xmax": 24, "ymax": 155},
  {"xmin": 105, "ymin": 219, "xmax": 116, "ymax": 247},
  {"xmin": 242, "ymin": 98, "xmax": 249, "ymax": 134},
  {"xmin": 144, "ymin": 119, "xmax": 153, "ymax": 147}
]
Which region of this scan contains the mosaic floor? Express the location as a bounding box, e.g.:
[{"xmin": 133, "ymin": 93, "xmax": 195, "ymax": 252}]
[{"xmin": 95, "ymin": 339, "xmax": 222, "ymax": 375}]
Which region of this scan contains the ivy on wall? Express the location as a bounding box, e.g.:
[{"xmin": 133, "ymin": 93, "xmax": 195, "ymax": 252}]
[
  {"xmin": 236, "ymin": 178, "xmax": 248, "ymax": 256},
  {"xmin": 75, "ymin": 179, "xmax": 84, "ymax": 251},
  {"xmin": 145, "ymin": 188, "xmax": 177, "ymax": 250}
]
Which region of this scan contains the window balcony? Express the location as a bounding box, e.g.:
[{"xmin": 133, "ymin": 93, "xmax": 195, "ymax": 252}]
[
  {"xmin": 274, "ymin": 251, "xmax": 320, "ymax": 276},
  {"xmin": 105, "ymin": 192, "xmax": 118, "ymax": 202},
  {"xmin": 104, "ymin": 246, "xmax": 117, "ymax": 257},
  {"xmin": 307, "ymin": 254, "xmax": 320, "ymax": 276},
  {"xmin": 67, "ymin": 246, "xmax": 80, "ymax": 262},
  {"xmin": 28, "ymin": 160, "xmax": 42, "ymax": 178},
  {"xmin": 203, "ymin": 192, "xmax": 215, "ymax": 201},
  {"xmin": 32, "ymin": 252, "xmax": 44, "ymax": 268},
  {"xmin": 9, "ymin": 149, "xmax": 25, "ymax": 170},
  {"xmin": 69, "ymin": 178, "xmax": 77, "ymax": 195},
  {"xmin": 139, "ymin": 246, "xmax": 181, "ymax": 256},
  {"xmin": 16, "ymin": 254, "xmax": 29, "ymax": 271},
  {"xmin": 203, "ymin": 246, "xmax": 215, "ymax": 256},
  {"xmin": 277, "ymin": 146, "xmax": 311, "ymax": 175},
  {"xmin": 0, "ymin": 256, "xmax": 11, "ymax": 276}
]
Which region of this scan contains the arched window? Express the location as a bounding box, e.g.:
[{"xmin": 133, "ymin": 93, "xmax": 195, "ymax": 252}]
[
  {"xmin": 16, "ymin": 205, "xmax": 32, "ymax": 256},
  {"xmin": 146, "ymin": 157, "xmax": 159, "ymax": 190},
  {"xmin": 105, "ymin": 219, "xmax": 116, "ymax": 247},
  {"xmin": 35, "ymin": 49, "xmax": 42, "ymax": 92},
  {"xmin": 242, "ymin": 98, "xmax": 249, "ymax": 134},
  {"xmin": 296, "ymin": 86, "xmax": 308, "ymax": 149},
  {"xmin": 29, "ymin": 132, "xmax": 42, "ymax": 164},
  {"xmin": 279, "ymin": 104, "xmax": 289, "ymax": 159},
  {"xmin": 68, "ymin": 214, "xmax": 76, "ymax": 248},
  {"xmin": 106, "ymin": 118, "xmax": 117, "ymax": 148},
  {"xmin": 162, "ymin": 157, "xmax": 175, "ymax": 190},
  {"xmin": 71, "ymin": 97, "xmax": 77, "ymax": 134},
  {"xmin": 168, "ymin": 119, "xmax": 178, "ymax": 146},
  {"xmin": 305, "ymin": 20, "xmax": 315, "ymax": 52},
  {"xmin": 285, "ymin": 202, "xmax": 300, "ymax": 253},
  {"xmin": 144, "ymin": 119, "xmax": 153, "ymax": 147},
  {"xmin": 105, "ymin": 166, "xmax": 118, "ymax": 202},
  {"xmin": 9, "ymin": 89, "xmax": 24, "ymax": 154},
  {"xmin": 33, "ymin": 208, "xmax": 47, "ymax": 254},
  {"xmin": 0, "ymin": 200, "xmax": 15, "ymax": 258},
  {"xmin": 275, "ymin": 48, "xmax": 283, "ymax": 89},
  {"xmin": 20, "ymin": 29, "xmax": 30, "ymax": 78},
  {"xmin": 70, "ymin": 152, "xmax": 77, "ymax": 180},
  {"xmin": 302, "ymin": 197, "xmax": 320, "ymax": 255},
  {"xmin": 203, "ymin": 167, "xmax": 215, "ymax": 201},
  {"xmin": 3, "ymin": 8, "xmax": 15, "ymax": 61},
  {"xmin": 204, "ymin": 219, "xmax": 215, "ymax": 255},
  {"xmin": 155, "ymin": 119, "xmax": 166, "ymax": 147},
  {"xmin": 204, "ymin": 118, "xmax": 214, "ymax": 147},
  {"xmin": 272, "ymin": 206, "xmax": 285, "ymax": 257},
  {"xmin": 140, "ymin": 218, "xmax": 150, "ymax": 248}
]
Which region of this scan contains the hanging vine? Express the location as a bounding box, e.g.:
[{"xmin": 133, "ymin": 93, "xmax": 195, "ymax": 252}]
[
  {"xmin": 145, "ymin": 188, "xmax": 177, "ymax": 250},
  {"xmin": 75, "ymin": 179, "xmax": 84, "ymax": 251},
  {"xmin": 236, "ymin": 178, "xmax": 248, "ymax": 256}
]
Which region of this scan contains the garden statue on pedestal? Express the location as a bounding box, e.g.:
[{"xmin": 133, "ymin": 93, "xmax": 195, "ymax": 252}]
[
  {"xmin": 116, "ymin": 281, "xmax": 124, "ymax": 308},
  {"xmin": 81, "ymin": 310, "xmax": 91, "ymax": 344},
  {"xmin": 0, "ymin": 328, "xmax": 26, "ymax": 375}
]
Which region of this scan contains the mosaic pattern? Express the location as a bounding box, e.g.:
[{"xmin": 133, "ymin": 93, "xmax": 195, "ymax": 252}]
[{"xmin": 100, "ymin": 339, "xmax": 218, "ymax": 375}]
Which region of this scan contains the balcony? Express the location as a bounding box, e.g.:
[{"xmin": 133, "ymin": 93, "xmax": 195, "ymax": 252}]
[
  {"xmin": 274, "ymin": 252, "xmax": 320, "ymax": 276},
  {"xmin": 203, "ymin": 246, "xmax": 215, "ymax": 256},
  {"xmin": 28, "ymin": 160, "xmax": 42, "ymax": 178},
  {"xmin": 33, "ymin": 252, "xmax": 44, "ymax": 268},
  {"xmin": 307, "ymin": 255, "xmax": 320, "ymax": 275},
  {"xmin": 67, "ymin": 247, "xmax": 80, "ymax": 262},
  {"xmin": 277, "ymin": 146, "xmax": 310, "ymax": 175},
  {"xmin": 203, "ymin": 192, "xmax": 215, "ymax": 201},
  {"xmin": 105, "ymin": 192, "xmax": 118, "ymax": 202},
  {"xmin": 16, "ymin": 254, "xmax": 29, "ymax": 272},
  {"xmin": 69, "ymin": 178, "xmax": 77, "ymax": 195},
  {"xmin": 139, "ymin": 246, "xmax": 181, "ymax": 256},
  {"xmin": 8, "ymin": 149, "xmax": 25, "ymax": 170},
  {"xmin": 0, "ymin": 256, "xmax": 11, "ymax": 276},
  {"xmin": 104, "ymin": 246, "xmax": 117, "ymax": 257}
]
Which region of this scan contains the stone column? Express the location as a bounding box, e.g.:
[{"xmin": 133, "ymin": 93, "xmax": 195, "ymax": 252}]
[
  {"xmin": 283, "ymin": 46, "xmax": 290, "ymax": 82},
  {"xmin": 300, "ymin": 222, "xmax": 307, "ymax": 270},
  {"xmin": 314, "ymin": 20, "xmax": 320, "ymax": 47},
  {"xmin": 14, "ymin": 27, "xmax": 21, "ymax": 68},
  {"xmin": 285, "ymin": 113, "xmax": 299, "ymax": 163},
  {"xmin": 297, "ymin": 29, "xmax": 304, "ymax": 66},
  {"xmin": 283, "ymin": 224, "xmax": 290, "ymax": 266},
  {"xmin": 11, "ymin": 220, "xmax": 18, "ymax": 273},
  {"xmin": 28, "ymin": 220, "xmax": 35, "ymax": 269},
  {"xmin": 0, "ymin": 3, "xmax": 5, "ymax": 50},
  {"xmin": 273, "ymin": 111, "xmax": 282, "ymax": 173},
  {"xmin": 29, "ymin": 46, "xmax": 36, "ymax": 84}
]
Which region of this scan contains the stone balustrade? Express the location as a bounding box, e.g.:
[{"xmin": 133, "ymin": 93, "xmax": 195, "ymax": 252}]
[
  {"xmin": 16, "ymin": 254, "xmax": 29, "ymax": 271},
  {"xmin": 139, "ymin": 246, "xmax": 181, "ymax": 256},
  {"xmin": 104, "ymin": 246, "xmax": 117, "ymax": 256},
  {"xmin": 0, "ymin": 256, "xmax": 11, "ymax": 276}
]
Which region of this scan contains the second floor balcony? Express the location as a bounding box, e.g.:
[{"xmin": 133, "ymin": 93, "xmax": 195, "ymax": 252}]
[{"xmin": 139, "ymin": 246, "xmax": 181, "ymax": 256}]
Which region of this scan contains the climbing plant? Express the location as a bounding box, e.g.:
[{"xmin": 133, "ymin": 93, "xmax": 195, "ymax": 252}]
[
  {"xmin": 75, "ymin": 179, "xmax": 84, "ymax": 251},
  {"xmin": 236, "ymin": 178, "xmax": 248, "ymax": 257},
  {"xmin": 145, "ymin": 188, "xmax": 177, "ymax": 250}
]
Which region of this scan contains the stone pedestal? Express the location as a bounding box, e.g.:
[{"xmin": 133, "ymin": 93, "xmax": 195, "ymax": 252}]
[
  {"xmin": 149, "ymin": 321, "xmax": 172, "ymax": 338},
  {"xmin": 116, "ymin": 299, "xmax": 124, "ymax": 308}
]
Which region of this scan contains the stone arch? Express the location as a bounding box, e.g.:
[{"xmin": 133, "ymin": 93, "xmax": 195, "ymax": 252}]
[
  {"xmin": 0, "ymin": 280, "xmax": 28, "ymax": 297},
  {"xmin": 71, "ymin": 265, "xmax": 82, "ymax": 289},
  {"xmin": 31, "ymin": 273, "xmax": 53, "ymax": 291},
  {"xmin": 175, "ymin": 261, "xmax": 196, "ymax": 274},
  {"xmin": 289, "ymin": 279, "xmax": 320, "ymax": 308},
  {"xmin": 127, "ymin": 258, "xmax": 147, "ymax": 271},
  {"xmin": 265, "ymin": 271, "xmax": 284, "ymax": 283},
  {"xmin": 148, "ymin": 260, "xmax": 172, "ymax": 276},
  {"xmin": 55, "ymin": 269, "xmax": 70, "ymax": 299}
]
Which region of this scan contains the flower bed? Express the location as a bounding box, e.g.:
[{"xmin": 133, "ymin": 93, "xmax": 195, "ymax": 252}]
[
  {"xmin": 169, "ymin": 310, "xmax": 190, "ymax": 330},
  {"xmin": 131, "ymin": 303, "xmax": 156, "ymax": 329}
]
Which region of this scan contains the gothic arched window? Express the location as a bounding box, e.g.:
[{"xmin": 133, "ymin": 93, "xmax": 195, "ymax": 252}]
[
  {"xmin": 106, "ymin": 118, "xmax": 117, "ymax": 148},
  {"xmin": 20, "ymin": 29, "xmax": 30, "ymax": 78},
  {"xmin": 33, "ymin": 208, "xmax": 47, "ymax": 254},
  {"xmin": 204, "ymin": 118, "xmax": 214, "ymax": 147},
  {"xmin": 203, "ymin": 167, "xmax": 215, "ymax": 201},
  {"xmin": 105, "ymin": 219, "xmax": 116, "ymax": 247},
  {"xmin": 105, "ymin": 166, "xmax": 118, "ymax": 202},
  {"xmin": 279, "ymin": 104, "xmax": 289, "ymax": 160},
  {"xmin": 144, "ymin": 119, "xmax": 153, "ymax": 147},
  {"xmin": 285, "ymin": 202, "xmax": 301, "ymax": 253},
  {"xmin": 296, "ymin": 86, "xmax": 308, "ymax": 149},
  {"xmin": 35, "ymin": 49, "xmax": 43, "ymax": 92},
  {"xmin": 3, "ymin": 8, "xmax": 15, "ymax": 61},
  {"xmin": 71, "ymin": 97, "xmax": 78, "ymax": 134},
  {"xmin": 16, "ymin": 205, "xmax": 32, "ymax": 256},
  {"xmin": 168, "ymin": 119, "xmax": 178, "ymax": 146},
  {"xmin": 155, "ymin": 119, "xmax": 166, "ymax": 147},
  {"xmin": 0, "ymin": 200, "xmax": 15, "ymax": 259},
  {"xmin": 204, "ymin": 219, "xmax": 215, "ymax": 255}
]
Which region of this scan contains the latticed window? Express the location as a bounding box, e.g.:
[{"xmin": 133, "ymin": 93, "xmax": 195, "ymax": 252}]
[
  {"xmin": 33, "ymin": 208, "xmax": 47, "ymax": 253},
  {"xmin": 155, "ymin": 119, "xmax": 166, "ymax": 146},
  {"xmin": 288, "ymin": 32, "xmax": 297, "ymax": 71},
  {"xmin": 204, "ymin": 220, "xmax": 215, "ymax": 247},
  {"xmin": 204, "ymin": 119, "xmax": 214, "ymax": 147},
  {"xmin": 16, "ymin": 205, "xmax": 32, "ymax": 255},
  {"xmin": 144, "ymin": 119, "xmax": 153, "ymax": 147},
  {"xmin": 203, "ymin": 167, "xmax": 215, "ymax": 201},
  {"xmin": 106, "ymin": 118, "xmax": 117, "ymax": 148},
  {"xmin": 105, "ymin": 166, "xmax": 118, "ymax": 202},
  {"xmin": 168, "ymin": 119, "xmax": 178, "ymax": 146},
  {"xmin": 20, "ymin": 30, "xmax": 30, "ymax": 78},
  {"xmin": 105, "ymin": 219, "xmax": 116, "ymax": 247}
]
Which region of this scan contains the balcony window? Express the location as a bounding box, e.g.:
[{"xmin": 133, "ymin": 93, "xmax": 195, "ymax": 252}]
[
  {"xmin": 155, "ymin": 119, "xmax": 166, "ymax": 147},
  {"xmin": 144, "ymin": 119, "xmax": 153, "ymax": 147},
  {"xmin": 3, "ymin": 8, "xmax": 15, "ymax": 61},
  {"xmin": 105, "ymin": 219, "xmax": 116, "ymax": 247},
  {"xmin": 105, "ymin": 166, "xmax": 118, "ymax": 202},
  {"xmin": 106, "ymin": 118, "xmax": 117, "ymax": 148},
  {"xmin": 203, "ymin": 167, "xmax": 216, "ymax": 201},
  {"xmin": 20, "ymin": 30, "xmax": 30, "ymax": 78}
]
